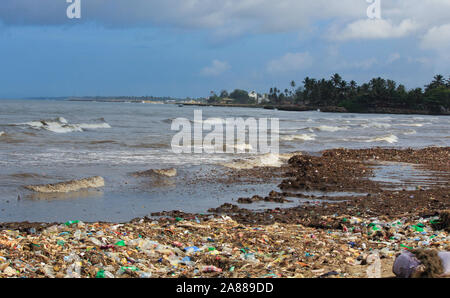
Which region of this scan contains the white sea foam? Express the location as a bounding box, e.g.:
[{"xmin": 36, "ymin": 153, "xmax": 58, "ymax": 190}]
[
  {"xmin": 399, "ymin": 123, "xmax": 430, "ymax": 127},
  {"xmin": 233, "ymin": 143, "xmax": 254, "ymax": 151},
  {"xmin": 315, "ymin": 125, "xmax": 349, "ymax": 132},
  {"xmin": 0, "ymin": 131, "xmax": 4, "ymax": 137},
  {"xmin": 366, "ymin": 134, "xmax": 399, "ymax": 144},
  {"xmin": 3, "ymin": 149, "xmax": 231, "ymax": 167},
  {"xmin": 78, "ymin": 123, "xmax": 112, "ymax": 130},
  {"xmin": 172, "ymin": 142, "xmax": 254, "ymax": 153},
  {"xmin": 361, "ymin": 123, "xmax": 391, "ymax": 129},
  {"xmin": 281, "ymin": 133, "xmax": 316, "ymax": 141},
  {"xmin": 221, "ymin": 153, "xmax": 296, "ymax": 170},
  {"xmin": 19, "ymin": 118, "xmax": 111, "ymax": 133},
  {"xmin": 402, "ymin": 129, "xmax": 417, "ymax": 135}
]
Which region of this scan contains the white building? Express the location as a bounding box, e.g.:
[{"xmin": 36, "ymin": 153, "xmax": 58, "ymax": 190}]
[
  {"xmin": 259, "ymin": 93, "xmax": 269, "ymax": 104},
  {"xmin": 248, "ymin": 91, "xmax": 270, "ymax": 104},
  {"xmin": 248, "ymin": 91, "xmax": 258, "ymax": 102}
]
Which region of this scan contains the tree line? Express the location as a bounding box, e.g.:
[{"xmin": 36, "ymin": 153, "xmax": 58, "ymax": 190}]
[
  {"xmin": 208, "ymin": 89, "xmax": 254, "ymax": 104},
  {"xmin": 268, "ymin": 74, "xmax": 450, "ymax": 114}
]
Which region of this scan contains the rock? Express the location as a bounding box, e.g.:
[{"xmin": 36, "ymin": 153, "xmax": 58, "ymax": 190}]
[
  {"xmin": 25, "ymin": 176, "xmax": 105, "ymax": 193},
  {"xmin": 153, "ymin": 168, "xmax": 177, "ymax": 177},
  {"xmin": 432, "ymin": 210, "xmax": 450, "ymax": 232}
]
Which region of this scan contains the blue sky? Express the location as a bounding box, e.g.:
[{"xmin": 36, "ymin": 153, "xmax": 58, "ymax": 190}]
[{"xmin": 0, "ymin": 0, "xmax": 449, "ymax": 98}]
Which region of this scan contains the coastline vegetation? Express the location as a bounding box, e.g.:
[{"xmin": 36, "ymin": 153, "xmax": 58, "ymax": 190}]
[{"xmin": 208, "ymin": 74, "xmax": 450, "ymax": 115}]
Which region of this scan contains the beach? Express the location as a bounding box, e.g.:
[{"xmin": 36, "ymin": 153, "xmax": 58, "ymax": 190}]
[
  {"xmin": 1, "ymin": 0, "xmax": 449, "ymax": 282},
  {"xmin": 1, "ymin": 147, "xmax": 448, "ymax": 278}
]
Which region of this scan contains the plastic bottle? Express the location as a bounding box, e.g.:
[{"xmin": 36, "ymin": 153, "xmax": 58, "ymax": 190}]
[
  {"xmin": 63, "ymin": 253, "xmax": 80, "ymax": 263},
  {"xmin": 366, "ymin": 253, "xmax": 381, "ymax": 278},
  {"xmin": 65, "ymin": 261, "xmax": 82, "ymax": 278},
  {"xmin": 73, "ymin": 229, "xmax": 82, "ymax": 240},
  {"xmin": 89, "ymin": 237, "xmax": 102, "ymax": 246},
  {"xmin": 139, "ymin": 272, "xmax": 152, "ymax": 278},
  {"xmin": 202, "ymin": 265, "xmax": 222, "ymax": 273}
]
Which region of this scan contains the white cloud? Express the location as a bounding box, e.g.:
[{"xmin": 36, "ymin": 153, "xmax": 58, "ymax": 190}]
[
  {"xmin": 200, "ymin": 60, "xmax": 230, "ymax": 76},
  {"xmin": 420, "ymin": 24, "xmax": 450, "ymax": 52},
  {"xmin": 387, "ymin": 53, "xmax": 401, "ymax": 63},
  {"xmin": 267, "ymin": 52, "xmax": 313, "ymax": 74},
  {"xmin": 1, "ymin": 0, "xmax": 449, "ymax": 44},
  {"xmin": 330, "ymin": 19, "xmax": 418, "ymax": 41},
  {"xmin": 0, "ymin": 0, "xmax": 366, "ymax": 32},
  {"xmin": 420, "ymin": 23, "xmax": 450, "ymax": 62}
]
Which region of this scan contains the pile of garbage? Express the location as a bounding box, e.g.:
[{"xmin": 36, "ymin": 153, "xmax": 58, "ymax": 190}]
[{"xmin": 0, "ymin": 213, "xmax": 448, "ymax": 278}]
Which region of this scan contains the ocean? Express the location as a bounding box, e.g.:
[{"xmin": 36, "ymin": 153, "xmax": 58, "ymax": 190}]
[{"xmin": 0, "ymin": 99, "xmax": 449, "ymax": 222}]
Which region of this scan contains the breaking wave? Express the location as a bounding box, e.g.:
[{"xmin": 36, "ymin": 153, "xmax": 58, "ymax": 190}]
[
  {"xmin": 281, "ymin": 133, "xmax": 316, "ymax": 142},
  {"xmin": 399, "ymin": 123, "xmax": 430, "ymax": 127},
  {"xmin": 366, "ymin": 134, "xmax": 399, "ymax": 144},
  {"xmin": 17, "ymin": 117, "xmax": 111, "ymax": 133},
  {"xmin": 361, "ymin": 123, "xmax": 391, "ymax": 129},
  {"xmin": 314, "ymin": 125, "xmax": 349, "ymax": 132},
  {"xmin": 0, "ymin": 131, "xmax": 4, "ymax": 137}
]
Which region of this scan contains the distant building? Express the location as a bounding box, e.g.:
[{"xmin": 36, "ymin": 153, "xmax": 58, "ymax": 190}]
[
  {"xmin": 248, "ymin": 91, "xmax": 270, "ymax": 104},
  {"xmin": 248, "ymin": 91, "xmax": 258, "ymax": 102},
  {"xmin": 259, "ymin": 93, "xmax": 270, "ymax": 104},
  {"xmin": 220, "ymin": 98, "xmax": 234, "ymax": 104}
]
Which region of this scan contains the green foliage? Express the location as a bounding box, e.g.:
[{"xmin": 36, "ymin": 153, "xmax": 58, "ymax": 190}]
[
  {"xmin": 219, "ymin": 90, "xmax": 229, "ymax": 98},
  {"xmin": 229, "ymin": 89, "xmax": 251, "ymax": 104},
  {"xmin": 270, "ymin": 74, "xmax": 450, "ymax": 114},
  {"xmin": 207, "ymin": 91, "xmax": 221, "ymax": 104},
  {"xmin": 423, "ymin": 87, "xmax": 450, "ymax": 113}
]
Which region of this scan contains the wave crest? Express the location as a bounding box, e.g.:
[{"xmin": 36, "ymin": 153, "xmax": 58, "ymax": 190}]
[
  {"xmin": 366, "ymin": 134, "xmax": 398, "ymax": 144},
  {"xmin": 315, "ymin": 125, "xmax": 349, "ymax": 132},
  {"xmin": 18, "ymin": 117, "xmax": 111, "ymax": 133},
  {"xmin": 281, "ymin": 133, "xmax": 316, "ymax": 141}
]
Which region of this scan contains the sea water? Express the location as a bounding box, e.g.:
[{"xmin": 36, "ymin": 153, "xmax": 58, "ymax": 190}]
[{"xmin": 0, "ymin": 99, "xmax": 449, "ymax": 222}]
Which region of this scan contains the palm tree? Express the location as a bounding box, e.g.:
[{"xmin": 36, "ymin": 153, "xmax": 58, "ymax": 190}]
[
  {"xmin": 290, "ymin": 80, "xmax": 296, "ymax": 97},
  {"xmin": 302, "ymin": 77, "xmax": 313, "ymax": 99},
  {"xmin": 433, "ymin": 74, "xmax": 445, "ymax": 85},
  {"xmin": 290, "ymin": 80, "xmax": 296, "ymax": 92},
  {"xmin": 425, "ymin": 74, "xmax": 446, "ymax": 92},
  {"xmin": 331, "ymin": 73, "xmax": 342, "ymax": 88}
]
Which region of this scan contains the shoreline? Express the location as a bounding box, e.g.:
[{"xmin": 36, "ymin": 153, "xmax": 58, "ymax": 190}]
[
  {"xmin": 63, "ymin": 99, "xmax": 450, "ymax": 116},
  {"xmin": 181, "ymin": 103, "xmax": 450, "ymax": 116},
  {"xmin": 0, "ymin": 147, "xmax": 448, "ymax": 278}
]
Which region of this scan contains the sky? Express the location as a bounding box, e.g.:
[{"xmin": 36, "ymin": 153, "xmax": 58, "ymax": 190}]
[{"xmin": 0, "ymin": 0, "xmax": 449, "ymax": 98}]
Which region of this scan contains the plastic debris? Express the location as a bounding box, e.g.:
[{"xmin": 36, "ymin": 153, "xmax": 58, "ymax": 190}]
[{"xmin": 0, "ymin": 214, "xmax": 448, "ymax": 278}]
